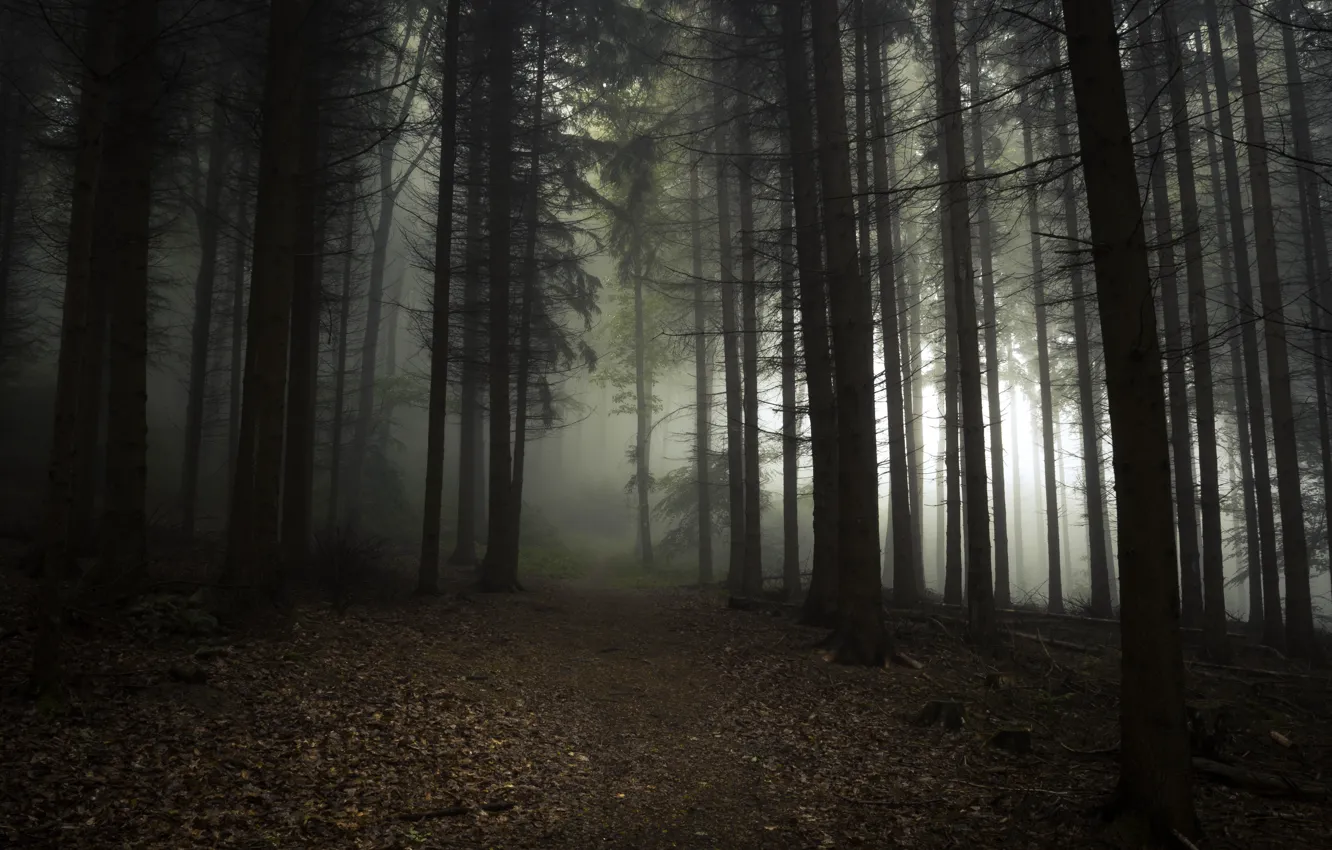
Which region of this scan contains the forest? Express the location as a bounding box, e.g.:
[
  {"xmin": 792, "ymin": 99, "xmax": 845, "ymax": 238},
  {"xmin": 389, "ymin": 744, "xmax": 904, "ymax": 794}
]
[{"xmin": 1, "ymin": 0, "xmax": 1330, "ymax": 846}]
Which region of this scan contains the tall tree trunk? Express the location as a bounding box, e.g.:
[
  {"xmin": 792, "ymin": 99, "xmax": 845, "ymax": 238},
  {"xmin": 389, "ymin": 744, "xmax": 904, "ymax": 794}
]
[
  {"xmin": 1279, "ymin": 0, "xmax": 1332, "ymax": 616},
  {"xmin": 1195, "ymin": 30, "xmax": 1261, "ymax": 630},
  {"xmin": 810, "ymin": 0, "xmax": 887, "ymax": 663},
  {"xmin": 936, "ymin": 0, "xmax": 993, "ymax": 643},
  {"xmin": 1009, "ymin": 334, "xmax": 1024, "ymax": 593},
  {"xmin": 417, "ymin": 0, "xmax": 462, "ymax": 595},
  {"xmin": 182, "ymin": 77, "xmax": 233, "ymax": 538},
  {"xmin": 692, "ymin": 116, "xmax": 714, "ymax": 587},
  {"xmin": 509, "ymin": 2, "xmax": 548, "ymax": 565},
  {"xmin": 222, "ymin": 0, "xmax": 310, "ymax": 606},
  {"xmin": 282, "ymin": 30, "xmax": 323, "ymax": 575},
  {"xmin": 967, "ymin": 19, "xmax": 1008, "ymax": 609},
  {"xmin": 1162, "ymin": 11, "xmax": 1230, "ymax": 661},
  {"xmin": 853, "ymin": 0, "xmax": 872, "ymax": 288},
  {"xmin": 869, "ymin": 4, "xmax": 915, "ymax": 607},
  {"xmin": 1053, "ymin": 46, "xmax": 1112, "ymax": 618},
  {"xmin": 1203, "ymin": 0, "xmax": 1282, "ymax": 645},
  {"xmin": 1233, "ymin": 2, "xmax": 1318, "ymax": 662},
  {"xmin": 448, "ymin": 90, "xmax": 487, "ymax": 566},
  {"xmin": 1137, "ymin": 16, "xmax": 1203, "ymax": 628},
  {"xmin": 781, "ymin": 0, "xmax": 838, "ymax": 627},
  {"xmin": 227, "ymin": 147, "xmax": 251, "ymax": 516},
  {"xmin": 328, "ymin": 206, "xmax": 353, "ymax": 530},
  {"xmin": 97, "ymin": 0, "xmax": 158, "ymax": 590},
  {"xmin": 33, "ymin": 0, "xmax": 115, "ymax": 696},
  {"xmin": 713, "ymin": 3, "xmax": 745, "ymax": 596},
  {"xmin": 737, "ymin": 60, "xmax": 762, "ymax": 597},
  {"xmin": 780, "ymin": 164, "xmax": 799, "ymax": 601},
  {"xmin": 71, "ymin": 200, "xmax": 110, "ymax": 556},
  {"xmin": 941, "ymin": 156, "xmax": 963, "ymax": 606},
  {"xmin": 1059, "ymin": 1, "xmax": 1196, "ymax": 836},
  {"xmin": 1057, "ymin": 421, "xmax": 1072, "ymax": 592},
  {"xmin": 479, "ymin": 0, "xmax": 518, "ymax": 591}
]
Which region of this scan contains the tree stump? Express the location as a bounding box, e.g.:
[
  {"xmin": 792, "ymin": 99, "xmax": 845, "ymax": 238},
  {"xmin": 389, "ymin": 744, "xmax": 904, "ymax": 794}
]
[{"xmin": 914, "ymin": 699, "xmax": 965, "ymax": 730}]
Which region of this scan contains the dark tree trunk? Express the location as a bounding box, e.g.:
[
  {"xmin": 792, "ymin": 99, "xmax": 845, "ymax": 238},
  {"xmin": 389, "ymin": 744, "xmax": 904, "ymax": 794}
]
[
  {"xmin": 781, "ymin": 0, "xmax": 838, "ymax": 627},
  {"xmin": 936, "ymin": 0, "xmax": 993, "ymax": 645},
  {"xmin": 479, "ymin": 0, "xmax": 518, "ymax": 591},
  {"xmin": 1162, "ymin": 11, "xmax": 1230, "ymax": 661},
  {"xmin": 1137, "ymin": 15, "xmax": 1203, "ymax": 629},
  {"xmin": 1203, "ymin": 0, "xmax": 1282, "ymax": 646},
  {"xmin": 1233, "ymin": 3, "xmax": 1318, "ymax": 663},
  {"xmin": 811, "ymin": 0, "xmax": 887, "ymax": 664},
  {"xmin": 227, "ymin": 147, "xmax": 251, "ymax": 517},
  {"xmin": 417, "ymin": 0, "xmax": 461, "ymax": 595},
  {"xmin": 1195, "ymin": 31, "xmax": 1261, "ymax": 630},
  {"xmin": 1059, "ymin": 0, "xmax": 1197, "ymax": 837},
  {"xmin": 869, "ymin": 5, "xmax": 915, "ymax": 607},
  {"xmin": 97, "ymin": 0, "xmax": 158, "ymax": 591},
  {"xmin": 328, "ymin": 207, "xmax": 353, "ymax": 530},
  {"xmin": 780, "ymin": 164, "xmax": 800, "ymax": 601},
  {"xmin": 181, "ymin": 76, "xmax": 232, "ymax": 538},
  {"xmin": 737, "ymin": 61, "xmax": 762, "ymax": 597},
  {"xmin": 691, "ymin": 117, "xmax": 714, "ymax": 587},
  {"xmin": 1052, "ymin": 49, "xmax": 1112, "ymax": 618}
]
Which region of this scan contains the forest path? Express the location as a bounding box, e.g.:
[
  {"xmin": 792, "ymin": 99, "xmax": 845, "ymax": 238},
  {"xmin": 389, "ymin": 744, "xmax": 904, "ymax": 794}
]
[{"xmin": 3, "ymin": 567, "xmax": 1328, "ymax": 849}]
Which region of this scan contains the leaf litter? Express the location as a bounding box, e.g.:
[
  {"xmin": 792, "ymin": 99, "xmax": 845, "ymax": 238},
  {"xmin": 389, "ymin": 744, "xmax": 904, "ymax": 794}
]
[{"xmin": 1, "ymin": 568, "xmax": 1328, "ymax": 849}]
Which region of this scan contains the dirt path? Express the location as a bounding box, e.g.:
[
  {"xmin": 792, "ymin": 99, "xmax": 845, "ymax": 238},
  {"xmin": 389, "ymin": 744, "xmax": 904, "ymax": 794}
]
[{"xmin": 2, "ymin": 570, "xmax": 1328, "ymax": 849}]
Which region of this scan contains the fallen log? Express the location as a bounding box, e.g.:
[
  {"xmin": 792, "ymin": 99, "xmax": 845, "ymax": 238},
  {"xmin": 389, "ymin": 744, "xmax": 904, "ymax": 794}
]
[{"xmin": 1192, "ymin": 758, "xmax": 1327, "ymax": 802}]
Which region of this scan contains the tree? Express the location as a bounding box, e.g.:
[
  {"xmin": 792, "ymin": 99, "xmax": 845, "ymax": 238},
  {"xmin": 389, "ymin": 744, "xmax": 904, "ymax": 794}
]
[
  {"xmin": 810, "ymin": 0, "xmax": 887, "ymax": 664},
  {"xmin": 1059, "ymin": 0, "xmax": 1196, "ymax": 837}
]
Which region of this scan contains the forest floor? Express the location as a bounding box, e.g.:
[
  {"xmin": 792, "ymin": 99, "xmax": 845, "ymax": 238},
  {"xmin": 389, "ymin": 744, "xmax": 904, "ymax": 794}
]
[{"xmin": 1, "ymin": 551, "xmax": 1329, "ymax": 849}]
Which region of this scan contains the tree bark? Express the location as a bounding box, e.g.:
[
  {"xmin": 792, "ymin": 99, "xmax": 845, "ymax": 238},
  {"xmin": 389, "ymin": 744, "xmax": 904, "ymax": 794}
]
[
  {"xmin": 780, "ymin": 0, "xmax": 838, "ymax": 627},
  {"xmin": 967, "ymin": 17, "xmax": 1008, "ymax": 610},
  {"xmin": 869, "ymin": 5, "xmax": 915, "ymax": 607},
  {"xmin": 810, "ymin": 0, "xmax": 887, "ymax": 663},
  {"xmin": 737, "ymin": 54, "xmax": 762, "ymax": 597},
  {"xmin": 1052, "ymin": 45, "xmax": 1112, "ymax": 618},
  {"xmin": 328, "ymin": 206, "xmax": 353, "ymax": 531},
  {"xmin": 222, "ymin": 0, "xmax": 310, "ymax": 607},
  {"xmin": 936, "ymin": 0, "xmax": 993, "ymax": 644},
  {"xmin": 1059, "ymin": 0, "xmax": 1197, "ymax": 837},
  {"xmin": 1137, "ymin": 14, "xmax": 1203, "ymax": 629},
  {"xmin": 33, "ymin": 0, "xmax": 116, "ymax": 696},
  {"xmin": 478, "ymin": 0, "xmax": 518, "ymax": 591},
  {"xmin": 227, "ymin": 147, "xmax": 251, "ymax": 518},
  {"xmin": 692, "ymin": 115, "xmax": 714, "ymax": 587},
  {"xmin": 97, "ymin": 0, "xmax": 158, "ymax": 591},
  {"xmin": 1203, "ymin": 0, "xmax": 1282, "ymax": 646},
  {"xmin": 780, "ymin": 164, "xmax": 800, "ymax": 601},
  {"xmin": 417, "ymin": 0, "xmax": 461, "ymax": 595},
  {"xmin": 1162, "ymin": 11, "xmax": 1230, "ymax": 661},
  {"xmin": 1233, "ymin": 2, "xmax": 1318, "ymax": 662}
]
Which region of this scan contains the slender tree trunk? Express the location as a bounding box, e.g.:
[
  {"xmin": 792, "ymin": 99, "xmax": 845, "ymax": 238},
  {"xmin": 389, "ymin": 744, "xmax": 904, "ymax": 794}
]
[
  {"xmin": 1009, "ymin": 335, "xmax": 1024, "ymax": 594},
  {"xmin": 418, "ymin": 0, "xmax": 462, "ymax": 595},
  {"xmin": 1195, "ymin": 31, "xmax": 1261, "ymax": 630},
  {"xmin": 227, "ymin": 147, "xmax": 251, "ymax": 516},
  {"xmin": 937, "ymin": 0, "xmax": 993, "ymax": 643},
  {"xmin": 737, "ymin": 63, "xmax": 762, "ymax": 597},
  {"xmin": 1203, "ymin": 0, "xmax": 1282, "ymax": 645},
  {"xmin": 1233, "ymin": 3, "xmax": 1318, "ymax": 662},
  {"xmin": 448, "ymin": 91, "xmax": 487, "ymax": 566},
  {"xmin": 967, "ymin": 22, "xmax": 1008, "ymax": 609},
  {"xmin": 633, "ymin": 266, "xmax": 653, "ymax": 565},
  {"xmin": 941, "ymin": 155, "xmax": 962, "ymax": 606},
  {"xmin": 328, "ymin": 206, "xmax": 353, "ymax": 530},
  {"xmin": 810, "ymin": 0, "xmax": 887, "ymax": 663},
  {"xmin": 1060, "ymin": 1, "xmax": 1196, "ymax": 837},
  {"xmin": 1137, "ymin": 16, "xmax": 1203, "ymax": 628},
  {"xmin": 479, "ymin": 1, "xmax": 518, "ymax": 591},
  {"xmin": 1053, "ymin": 48, "xmax": 1112, "ymax": 618},
  {"xmin": 781, "ymin": 0, "xmax": 838, "ymax": 627},
  {"xmin": 713, "ymin": 4, "xmax": 744, "ymax": 596},
  {"xmin": 1058, "ymin": 421, "xmax": 1072, "ymax": 592},
  {"xmin": 1161, "ymin": 11, "xmax": 1230, "ymax": 661},
  {"xmin": 509, "ymin": 3, "xmax": 548, "ymax": 563},
  {"xmin": 692, "ymin": 117, "xmax": 714, "ymax": 587},
  {"xmin": 222, "ymin": 0, "xmax": 310, "ymax": 606},
  {"xmin": 780, "ymin": 164, "xmax": 799, "ymax": 601},
  {"xmin": 71, "ymin": 200, "xmax": 110, "ymax": 556},
  {"xmin": 281, "ymin": 30, "xmax": 323, "ymax": 575},
  {"xmin": 33, "ymin": 0, "xmax": 115, "ymax": 696},
  {"xmin": 853, "ymin": 0, "xmax": 872, "ymax": 289},
  {"xmin": 869, "ymin": 6, "xmax": 915, "ymax": 607},
  {"xmin": 182, "ymin": 79, "xmax": 233, "ymax": 538},
  {"xmin": 97, "ymin": 0, "xmax": 158, "ymax": 591},
  {"xmin": 1279, "ymin": 0, "xmax": 1332, "ymax": 619}
]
